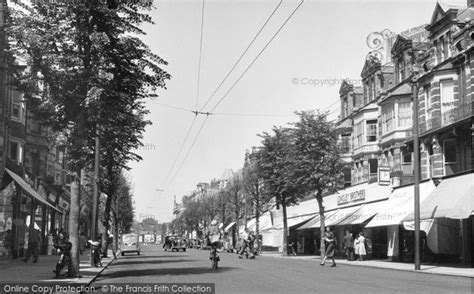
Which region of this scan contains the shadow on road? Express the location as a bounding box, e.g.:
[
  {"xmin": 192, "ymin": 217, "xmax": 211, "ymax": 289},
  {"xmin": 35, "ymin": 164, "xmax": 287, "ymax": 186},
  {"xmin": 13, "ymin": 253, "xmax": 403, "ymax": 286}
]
[
  {"xmin": 110, "ymin": 259, "xmax": 197, "ymax": 267},
  {"xmin": 98, "ymin": 266, "xmax": 236, "ymax": 279},
  {"xmin": 119, "ymin": 254, "xmax": 188, "ymax": 259}
]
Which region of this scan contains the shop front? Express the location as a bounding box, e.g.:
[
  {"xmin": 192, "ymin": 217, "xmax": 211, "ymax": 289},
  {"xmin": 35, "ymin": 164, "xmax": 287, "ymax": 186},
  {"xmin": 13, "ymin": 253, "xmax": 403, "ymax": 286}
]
[
  {"xmin": 295, "ymin": 182, "xmax": 392, "ymax": 257},
  {"xmin": 403, "ymin": 172, "xmax": 473, "ymax": 266},
  {"xmin": 1, "ymin": 169, "xmax": 60, "ymax": 258},
  {"xmin": 365, "ymin": 179, "xmax": 436, "ymax": 261}
]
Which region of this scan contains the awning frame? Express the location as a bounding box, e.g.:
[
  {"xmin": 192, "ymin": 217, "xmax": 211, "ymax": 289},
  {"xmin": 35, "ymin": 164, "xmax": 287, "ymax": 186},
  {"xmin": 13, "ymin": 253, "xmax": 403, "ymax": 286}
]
[{"xmin": 6, "ymin": 168, "xmax": 61, "ymax": 212}]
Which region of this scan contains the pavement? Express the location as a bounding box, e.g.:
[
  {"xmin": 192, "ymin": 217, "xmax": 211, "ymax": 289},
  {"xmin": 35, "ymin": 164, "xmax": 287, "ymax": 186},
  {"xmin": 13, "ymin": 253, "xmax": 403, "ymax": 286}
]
[
  {"xmin": 0, "ymin": 249, "xmax": 117, "ymax": 285},
  {"xmin": 260, "ymin": 252, "xmax": 474, "ymax": 278}
]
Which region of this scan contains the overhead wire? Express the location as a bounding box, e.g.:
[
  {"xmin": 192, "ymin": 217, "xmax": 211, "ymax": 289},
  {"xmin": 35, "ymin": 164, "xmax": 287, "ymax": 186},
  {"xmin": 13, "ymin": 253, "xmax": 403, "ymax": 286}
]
[
  {"xmin": 195, "ymin": 0, "xmax": 206, "ymax": 110},
  {"xmin": 198, "ymin": 0, "xmax": 284, "ymax": 112},
  {"xmin": 164, "ymin": 115, "xmax": 210, "ymax": 189},
  {"xmin": 207, "ymin": 0, "xmax": 305, "ymax": 114},
  {"xmin": 160, "ymin": 0, "xmax": 304, "ymax": 190},
  {"xmin": 158, "ymin": 0, "xmax": 206, "ymax": 191},
  {"xmin": 158, "ymin": 115, "xmax": 198, "ymax": 190}
]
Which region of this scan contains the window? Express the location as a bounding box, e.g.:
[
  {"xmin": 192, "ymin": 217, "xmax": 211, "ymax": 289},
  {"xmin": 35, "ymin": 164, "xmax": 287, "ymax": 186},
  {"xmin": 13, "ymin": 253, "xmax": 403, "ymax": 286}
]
[
  {"xmin": 424, "ymin": 85, "xmax": 432, "ymax": 121},
  {"xmin": 352, "ymin": 93, "xmax": 357, "ymax": 107},
  {"xmin": 443, "ymin": 139, "xmax": 457, "ymax": 176},
  {"xmin": 340, "ymin": 134, "xmax": 351, "ymax": 153},
  {"xmin": 9, "ymin": 141, "xmax": 23, "ymax": 164},
  {"xmin": 398, "ymin": 101, "xmax": 412, "ymax": 127},
  {"xmin": 10, "ymin": 142, "xmax": 18, "ymax": 162},
  {"xmin": 402, "ymin": 151, "xmax": 412, "ymax": 164},
  {"xmin": 343, "ymin": 97, "xmax": 348, "ymax": 118},
  {"xmin": 354, "ymin": 122, "xmax": 364, "ymax": 148},
  {"xmin": 440, "ymin": 79, "xmax": 455, "ymax": 115},
  {"xmin": 12, "ymin": 104, "xmax": 20, "ymax": 119},
  {"xmin": 382, "ymin": 104, "xmax": 395, "ymax": 134},
  {"xmin": 398, "ymin": 59, "xmax": 405, "ymax": 82},
  {"xmin": 366, "ymin": 120, "xmax": 378, "ymax": 142}
]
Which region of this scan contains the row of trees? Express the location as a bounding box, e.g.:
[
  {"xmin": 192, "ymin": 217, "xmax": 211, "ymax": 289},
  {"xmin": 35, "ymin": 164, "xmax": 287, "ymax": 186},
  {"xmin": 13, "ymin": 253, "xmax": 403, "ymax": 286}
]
[
  {"xmin": 5, "ymin": 2, "xmax": 169, "ymax": 276},
  {"xmin": 174, "ymin": 111, "xmax": 345, "ymax": 256}
]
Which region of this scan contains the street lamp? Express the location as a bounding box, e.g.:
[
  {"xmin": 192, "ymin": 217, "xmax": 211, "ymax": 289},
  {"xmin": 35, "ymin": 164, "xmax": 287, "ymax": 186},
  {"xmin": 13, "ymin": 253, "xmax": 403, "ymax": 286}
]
[{"xmin": 411, "ymin": 61, "xmax": 421, "ymax": 271}]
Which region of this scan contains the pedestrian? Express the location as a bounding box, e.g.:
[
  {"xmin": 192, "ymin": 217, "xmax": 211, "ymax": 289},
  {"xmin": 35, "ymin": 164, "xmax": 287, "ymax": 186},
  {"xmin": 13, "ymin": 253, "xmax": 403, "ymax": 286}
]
[
  {"xmin": 320, "ymin": 227, "xmax": 336, "ymax": 267},
  {"xmin": 343, "ymin": 230, "xmax": 354, "ymax": 261},
  {"xmin": 288, "ymin": 241, "xmax": 297, "ymax": 256},
  {"xmin": 355, "ymin": 232, "xmax": 367, "ymax": 261},
  {"xmin": 238, "ymin": 228, "xmax": 250, "ymax": 259},
  {"xmin": 23, "ymin": 227, "xmax": 41, "ymax": 263}
]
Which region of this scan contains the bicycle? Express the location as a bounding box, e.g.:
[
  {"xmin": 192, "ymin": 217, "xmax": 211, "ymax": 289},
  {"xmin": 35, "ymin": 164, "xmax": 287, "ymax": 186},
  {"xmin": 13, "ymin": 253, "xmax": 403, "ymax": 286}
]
[{"xmin": 53, "ymin": 242, "xmax": 72, "ymax": 278}]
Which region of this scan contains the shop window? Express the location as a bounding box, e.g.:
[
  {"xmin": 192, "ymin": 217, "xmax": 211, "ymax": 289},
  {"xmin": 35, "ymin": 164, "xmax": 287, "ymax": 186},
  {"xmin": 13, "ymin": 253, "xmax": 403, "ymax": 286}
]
[
  {"xmin": 443, "ymin": 139, "xmax": 457, "ymax": 176},
  {"xmin": 366, "ymin": 120, "xmax": 378, "ymax": 142}
]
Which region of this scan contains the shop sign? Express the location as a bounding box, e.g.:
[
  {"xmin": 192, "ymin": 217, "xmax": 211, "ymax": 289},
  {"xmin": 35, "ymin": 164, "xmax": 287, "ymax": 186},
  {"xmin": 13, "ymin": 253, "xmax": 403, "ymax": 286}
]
[
  {"xmin": 378, "ymin": 166, "xmax": 390, "ymax": 185},
  {"xmin": 337, "ymin": 189, "xmax": 366, "ymax": 206}
]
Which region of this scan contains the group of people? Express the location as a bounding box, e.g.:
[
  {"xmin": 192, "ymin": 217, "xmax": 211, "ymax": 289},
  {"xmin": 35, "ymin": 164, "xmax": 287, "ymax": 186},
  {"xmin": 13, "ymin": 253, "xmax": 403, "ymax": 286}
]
[
  {"xmin": 206, "ymin": 219, "xmax": 258, "ymax": 262},
  {"xmin": 343, "ymin": 230, "xmax": 368, "ymax": 261},
  {"xmin": 320, "ymin": 228, "xmax": 370, "ymax": 267}
]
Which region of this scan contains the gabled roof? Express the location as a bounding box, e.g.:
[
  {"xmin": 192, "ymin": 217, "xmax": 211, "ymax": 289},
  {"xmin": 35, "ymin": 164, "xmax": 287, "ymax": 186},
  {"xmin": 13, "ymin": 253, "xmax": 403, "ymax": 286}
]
[
  {"xmin": 361, "ymin": 55, "xmax": 381, "ymax": 78},
  {"xmin": 391, "ymin": 35, "xmax": 412, "ymax": 56}
]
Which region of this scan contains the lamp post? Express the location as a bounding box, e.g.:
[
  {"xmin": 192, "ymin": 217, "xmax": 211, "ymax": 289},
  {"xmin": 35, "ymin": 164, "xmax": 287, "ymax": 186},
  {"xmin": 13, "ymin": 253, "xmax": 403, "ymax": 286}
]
[{"xmin": 411, "ymin": 64, "xmax": 421, "ymax": 271}]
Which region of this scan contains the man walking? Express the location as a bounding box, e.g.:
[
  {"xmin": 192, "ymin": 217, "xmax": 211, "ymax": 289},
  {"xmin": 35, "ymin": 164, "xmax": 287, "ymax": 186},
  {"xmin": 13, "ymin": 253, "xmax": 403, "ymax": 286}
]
[
  {"xmin": 343, "ymin": 230, "xmax": 354, "ymax": 261},
  {"xmin": 23, "ymin": 227, "xmax": 41, "ymax": 263}
]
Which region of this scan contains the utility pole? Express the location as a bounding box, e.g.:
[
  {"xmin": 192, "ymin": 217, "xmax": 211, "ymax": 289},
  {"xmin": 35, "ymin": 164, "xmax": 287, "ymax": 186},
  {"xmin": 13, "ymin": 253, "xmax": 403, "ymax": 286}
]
[{"xmin": 412, "ymin": 67, "xmax": 421, "ymax": 270}]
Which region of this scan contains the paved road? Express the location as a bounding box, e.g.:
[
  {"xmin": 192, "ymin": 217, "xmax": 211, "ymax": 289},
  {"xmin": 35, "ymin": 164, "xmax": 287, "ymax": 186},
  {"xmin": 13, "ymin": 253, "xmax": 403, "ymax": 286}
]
[{"xmin": 90, "ymin": 245, "xmax": 472, "ymax": 294}]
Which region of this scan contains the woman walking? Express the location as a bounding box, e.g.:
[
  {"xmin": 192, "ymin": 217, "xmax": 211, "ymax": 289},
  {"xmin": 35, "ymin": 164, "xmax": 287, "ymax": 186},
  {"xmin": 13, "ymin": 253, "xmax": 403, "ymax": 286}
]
[{"xmin": 320, "ymin": 227, "xmax": 336, "ymax": 267}]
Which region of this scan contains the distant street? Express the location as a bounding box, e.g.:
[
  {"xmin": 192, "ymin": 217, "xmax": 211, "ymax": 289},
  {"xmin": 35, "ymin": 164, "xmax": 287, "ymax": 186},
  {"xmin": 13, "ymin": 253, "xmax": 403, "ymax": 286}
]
[{"xmin": 90, "ymin": 245, "xmax": 472, "ymax": 294}]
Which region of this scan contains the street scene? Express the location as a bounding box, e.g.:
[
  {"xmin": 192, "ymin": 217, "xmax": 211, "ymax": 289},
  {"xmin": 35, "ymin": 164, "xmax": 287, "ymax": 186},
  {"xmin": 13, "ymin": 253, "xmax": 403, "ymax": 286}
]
[{"xmin": 0, "ymin": 0, "xmax": 473, "ymax": 293}]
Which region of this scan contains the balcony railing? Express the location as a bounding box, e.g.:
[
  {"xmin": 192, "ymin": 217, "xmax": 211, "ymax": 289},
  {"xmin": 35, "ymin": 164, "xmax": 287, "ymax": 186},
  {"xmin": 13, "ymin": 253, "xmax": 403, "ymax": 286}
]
[{"xmin": 420, "ymin": 101, "xmax": 473, "ymax": 134}]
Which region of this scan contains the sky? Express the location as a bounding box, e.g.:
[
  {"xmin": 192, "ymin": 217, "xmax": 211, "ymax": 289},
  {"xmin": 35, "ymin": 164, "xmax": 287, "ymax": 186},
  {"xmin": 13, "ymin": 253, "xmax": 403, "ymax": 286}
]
[{"xmin": 127, "ymin": 0, "xmax": 465, "ymax": 223}]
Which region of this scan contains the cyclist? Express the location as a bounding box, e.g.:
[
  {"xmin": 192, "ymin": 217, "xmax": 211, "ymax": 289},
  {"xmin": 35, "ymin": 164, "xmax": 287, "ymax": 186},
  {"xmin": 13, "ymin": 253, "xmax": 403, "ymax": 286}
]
[{"xmin": 207, "ymin": 219, "xmax": 221, "ymax": 262}]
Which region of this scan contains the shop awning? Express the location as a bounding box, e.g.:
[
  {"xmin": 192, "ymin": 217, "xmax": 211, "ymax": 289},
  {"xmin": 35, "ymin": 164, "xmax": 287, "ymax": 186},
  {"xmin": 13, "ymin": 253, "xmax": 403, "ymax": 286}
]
[
  {"xmin": 270, "ymin": 214, "xmax": 315, "ymax": 230},
  {"xmin": 403, "ymin": 173, "xmax": 474, "ymax": 221},
  {"xmin": 6, "ymin": 169, "xmax": 60, "ymax": 212},
  {"xmin": 224, "ymin": 222, "xmax": 236, "ymax": 232},
  {"xmin": 337, "ymin": 201, "xmax": 386, "ymax": 226},
  {"xmin": 296, "ymin": 209, "xmax": 341, "ymax": 230},
  {"xmin": 246, "ymin": 212, "xmax": 273, "ymax": 232},
  {"xmin": 365, "ymin": 180, "xmax": 436, "ymax": 228},
  {"xmin": 325, "ymin": 205, "xmax": 364, "ymax": 227}
]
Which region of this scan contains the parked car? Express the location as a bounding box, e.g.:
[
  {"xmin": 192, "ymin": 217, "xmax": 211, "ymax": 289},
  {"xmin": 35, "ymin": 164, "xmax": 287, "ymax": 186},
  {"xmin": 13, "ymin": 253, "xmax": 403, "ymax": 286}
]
[
  {"xmin": 120, "ymin": 233, "xmax": 141, "ymax": 256},
  {"xmin": 163, "ymin": 236, "xmax": 187, "ymax": 252}
]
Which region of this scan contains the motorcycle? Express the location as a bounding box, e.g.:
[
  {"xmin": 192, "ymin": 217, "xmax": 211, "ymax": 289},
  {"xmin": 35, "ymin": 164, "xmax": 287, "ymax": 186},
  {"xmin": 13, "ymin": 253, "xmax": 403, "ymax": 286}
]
[{"xmin": 53, "ymin": 241, "xmax": 73, "ymax": 278}]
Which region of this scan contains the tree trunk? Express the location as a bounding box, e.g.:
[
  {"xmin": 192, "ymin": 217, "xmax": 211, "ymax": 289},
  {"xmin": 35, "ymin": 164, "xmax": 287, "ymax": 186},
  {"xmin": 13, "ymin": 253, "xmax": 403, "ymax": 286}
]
[
  {"xmin": 316, "ymin": 193, "xmax": 325, "ymax": 260},
  {"xmin": 281, "ymin": 196, "xmax": 288, "ymax": 256},
  {"xmin": 68, "ymin": 179, "xmax": 80, "ymax": 277},
  {"xmin": 255, "ymin": 199, "xmax": 260, "ymax": 253}
]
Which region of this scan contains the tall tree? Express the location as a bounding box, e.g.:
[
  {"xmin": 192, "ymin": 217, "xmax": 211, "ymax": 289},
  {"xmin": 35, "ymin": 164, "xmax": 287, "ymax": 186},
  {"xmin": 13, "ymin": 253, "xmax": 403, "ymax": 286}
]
[
  {"xmin": 242, "ymin": 148, "xmax": 268, "ymax": 252},
  {"xmin": 258, "ymin": 127, "xmax": 304, "ymax": 256},
  {"xmin": 6, "ymin": 1, "xmax": 169, "ymax": 276},
  {"xmin": 290, "ymin": 111, "xmax": 344, "ymax": 258},
  {"xmin": 226, "ymin": 172, "xmax": 244, "ymax": 248}
]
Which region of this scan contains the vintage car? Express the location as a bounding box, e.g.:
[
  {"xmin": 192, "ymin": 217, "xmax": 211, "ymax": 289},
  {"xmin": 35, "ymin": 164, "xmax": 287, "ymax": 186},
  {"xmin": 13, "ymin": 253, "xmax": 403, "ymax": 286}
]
[
  {"xmin": 120, "ymin": 233, "xmax": 141, "ymax": 256},
  {"xmin": 163, "ymin": 235, "xmax": 187, "ymax": 252}
]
